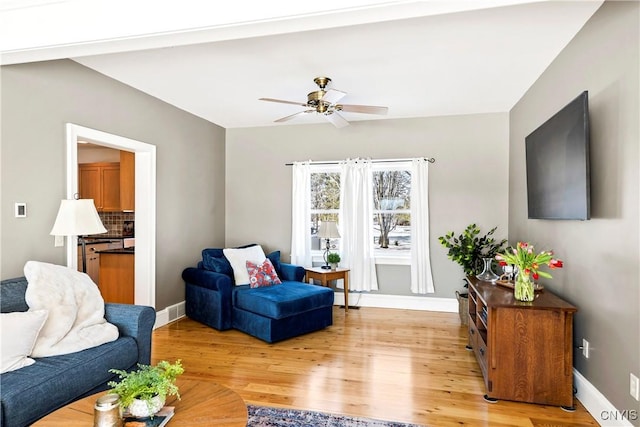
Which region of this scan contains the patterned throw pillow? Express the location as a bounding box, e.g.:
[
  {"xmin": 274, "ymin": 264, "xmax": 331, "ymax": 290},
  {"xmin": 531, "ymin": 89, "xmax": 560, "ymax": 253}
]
[{"xmin": 246, "ymin": 258, "xmax": 282, "ymax": 288}]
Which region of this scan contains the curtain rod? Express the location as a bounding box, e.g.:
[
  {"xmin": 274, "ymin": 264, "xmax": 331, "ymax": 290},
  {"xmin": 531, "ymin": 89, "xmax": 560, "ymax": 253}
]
[{"xmin": 285, "ymin": 157, "xmax": 435, "ymax": 166}]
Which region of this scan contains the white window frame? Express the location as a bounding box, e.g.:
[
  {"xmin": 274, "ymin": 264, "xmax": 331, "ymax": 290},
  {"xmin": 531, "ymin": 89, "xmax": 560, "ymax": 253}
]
[{"xmin": 308, "ymin": 162, "xmax": 412, "ymax": 266}]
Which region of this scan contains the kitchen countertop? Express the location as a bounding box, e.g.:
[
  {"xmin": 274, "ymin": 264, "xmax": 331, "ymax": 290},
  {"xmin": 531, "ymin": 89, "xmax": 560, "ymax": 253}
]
[
  {"xmin": 86, "ymin": 235, "xmax": 128, "ymax": 240},
  {"xmin": 97, "ymin": 248, "xmax": 135, "ymax": 254},
  {"xmin": 79, "ymin": 237, "xmax": 133, "ymax": 245}
]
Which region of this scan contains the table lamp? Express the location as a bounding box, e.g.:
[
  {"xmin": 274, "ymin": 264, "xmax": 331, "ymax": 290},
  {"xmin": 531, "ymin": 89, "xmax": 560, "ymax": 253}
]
[
  {"xmin": 317, "ymin": 221, "xmax": 340, "ymax": 270},
  {"xmin": 50, "ymin": 198, "xmax": 107, "ymax": 273}
]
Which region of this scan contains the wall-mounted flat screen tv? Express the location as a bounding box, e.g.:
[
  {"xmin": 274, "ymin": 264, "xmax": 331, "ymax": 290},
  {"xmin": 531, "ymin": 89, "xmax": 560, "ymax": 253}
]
[{"xmin": 525, "ymin": 91, "xmax": 591, "ymax": 220}]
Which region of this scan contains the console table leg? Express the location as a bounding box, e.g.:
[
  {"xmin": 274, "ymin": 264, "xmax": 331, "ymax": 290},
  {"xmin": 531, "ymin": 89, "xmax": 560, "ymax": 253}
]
[{"xmin": 483, "ymin": 394, "xmax": 498, "ymax": 403}]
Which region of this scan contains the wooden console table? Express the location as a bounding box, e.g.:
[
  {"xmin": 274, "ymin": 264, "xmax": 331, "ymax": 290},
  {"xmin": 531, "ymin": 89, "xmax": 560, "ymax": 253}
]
[
  {"xmin": 32, "ymin": 379, "xmax": 247, "ymax": 426},
  {"xmin": 305, "ymin": 267, "xmax": 350, "ymax": 311},
  {"xmin": 466, "ymin": 277, "xmax": 577, "ymax": 408}
]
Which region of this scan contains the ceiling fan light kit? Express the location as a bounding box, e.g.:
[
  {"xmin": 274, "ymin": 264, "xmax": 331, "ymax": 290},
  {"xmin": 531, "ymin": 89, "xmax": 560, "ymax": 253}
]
[{"xmin": 259, "ymin": 77, "xmax": 388, "ymax": 128}]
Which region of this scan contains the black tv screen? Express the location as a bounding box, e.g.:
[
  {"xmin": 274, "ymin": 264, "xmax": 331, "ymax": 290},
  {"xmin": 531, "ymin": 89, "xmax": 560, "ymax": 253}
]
[{"xmin": 525, "ymin": 91, "xmax": 591, "ymax": 220}]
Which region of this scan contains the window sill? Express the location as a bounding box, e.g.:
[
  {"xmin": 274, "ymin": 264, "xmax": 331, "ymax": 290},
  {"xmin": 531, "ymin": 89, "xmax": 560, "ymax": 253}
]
[
  {"xmin": 374, "ymin": 256, "xmax": 410, "ymax": 266},
  {"xmin": 311, "ymin": 254, "xmax": 410, "ymax": 266}
]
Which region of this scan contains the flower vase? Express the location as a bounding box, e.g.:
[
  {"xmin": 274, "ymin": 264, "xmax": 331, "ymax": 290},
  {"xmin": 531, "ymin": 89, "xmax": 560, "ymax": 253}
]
[
  {"xmin": 514, "ymin": 272, "xmax": 534, "ymax": 302},
  {"xmin": 476, "ymin": 257, "xmax": 499, "ymax": 282}
]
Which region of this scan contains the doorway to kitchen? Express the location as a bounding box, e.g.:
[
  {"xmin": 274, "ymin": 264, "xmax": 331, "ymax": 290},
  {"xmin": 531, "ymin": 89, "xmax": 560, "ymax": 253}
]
[{"xmin": 65, "ymin": 123, "xmax": 156, "ymax": 308}]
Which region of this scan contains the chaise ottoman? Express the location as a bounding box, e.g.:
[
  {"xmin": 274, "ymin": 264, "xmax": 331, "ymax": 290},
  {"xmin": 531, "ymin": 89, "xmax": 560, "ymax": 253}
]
[{"xmin": 232, "ymin": 281, "xmax": 334, "ymax": 343}]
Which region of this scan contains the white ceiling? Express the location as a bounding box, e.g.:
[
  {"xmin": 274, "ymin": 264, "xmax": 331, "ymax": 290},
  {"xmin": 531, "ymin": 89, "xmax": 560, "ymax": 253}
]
[{"xmin": 1, "ymin": 0, "xmax": 603, "ymax": 129}]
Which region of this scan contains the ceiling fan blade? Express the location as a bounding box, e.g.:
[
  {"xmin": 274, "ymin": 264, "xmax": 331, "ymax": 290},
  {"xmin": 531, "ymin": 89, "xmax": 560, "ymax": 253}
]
[
  {"xmin": 322, "ymin": 89, "xmax": 347, "ymax": 105},
  {"xmin": 325, "ymin": 112, "xmax": 350, "ymax": 128},
  {"xmin": 274, "ymin": 110, "xmax": 314, "ymax": 123},
  {"xmin": 338, "ymin": 104, "xmax": 389, "ymax": 115},
  {"xmin": 259, "ymin": 98, "xmax": 308, "ymax": 107}
]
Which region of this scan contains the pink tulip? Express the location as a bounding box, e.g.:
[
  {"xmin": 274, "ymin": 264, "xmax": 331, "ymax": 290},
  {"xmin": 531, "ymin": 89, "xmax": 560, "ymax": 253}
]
[{"xmin": 550, "ymin": 259, "xmax": 564, "ymax": 269}]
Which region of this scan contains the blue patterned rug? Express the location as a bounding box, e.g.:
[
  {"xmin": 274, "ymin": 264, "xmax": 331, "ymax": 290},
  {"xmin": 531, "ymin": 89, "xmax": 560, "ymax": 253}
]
[{"xmin": 247, "ymin": 405, "xmax": 426, "ymax": 427}]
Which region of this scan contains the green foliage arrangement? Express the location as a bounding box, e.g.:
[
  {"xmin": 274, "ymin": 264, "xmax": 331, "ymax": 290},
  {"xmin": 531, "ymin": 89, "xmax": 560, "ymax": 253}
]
[
  {"xmin": 438, "ymin": 224, "xmax": 507, "ymax": 276},
  {"xmin": 108, "ymin": 360, "xmax": 184, "ymax": 409},
  {"xmin": 327, "ymin": 252, "xmax": 341, "ymax": 264}
]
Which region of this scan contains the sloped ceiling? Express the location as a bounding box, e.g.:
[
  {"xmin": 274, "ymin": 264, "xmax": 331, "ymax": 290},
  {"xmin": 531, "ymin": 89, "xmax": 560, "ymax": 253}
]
[{"xmin": 1, "ymin": 0, "xmax": 603, "ymax": 128}]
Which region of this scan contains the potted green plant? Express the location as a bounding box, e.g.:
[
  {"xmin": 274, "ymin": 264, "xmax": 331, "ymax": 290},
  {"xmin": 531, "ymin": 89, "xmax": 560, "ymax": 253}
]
[
  {"xmin": 108, "ymin": 360, "xmax": 184, "ymax": 418},
  {"xmin": 438, "ymin": 224, "xmax": 507, "ymax": 277},
  {"xmin": 327, "ymin": 252, "xmax": 341, "ymax": 270},
  {"xmin": 438, "ymin": 224, "xmax": 507, "ymax": 324}
]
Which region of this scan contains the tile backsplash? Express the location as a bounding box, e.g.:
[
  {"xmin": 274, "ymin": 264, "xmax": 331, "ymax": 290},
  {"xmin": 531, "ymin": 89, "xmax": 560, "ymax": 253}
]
[{"xmin": 97, "ymin": 212, "xmax": 135, "ymax": 237}]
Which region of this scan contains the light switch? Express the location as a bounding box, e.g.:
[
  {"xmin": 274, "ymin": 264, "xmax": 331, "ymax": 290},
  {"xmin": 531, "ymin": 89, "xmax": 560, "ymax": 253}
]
[{"xmin": 14, "ymin": 203, "xmax": 27, "ymax": 218}]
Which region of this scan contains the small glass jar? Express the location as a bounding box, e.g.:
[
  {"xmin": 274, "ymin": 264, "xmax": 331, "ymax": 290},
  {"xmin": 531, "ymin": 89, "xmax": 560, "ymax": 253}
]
[
  {"xmin": 94, "ymin": 393, "xmax": 122, "ymax": 427},
  {"xmin": 476, "ymin": 257, "xmax": 499, "ymax": 282}
]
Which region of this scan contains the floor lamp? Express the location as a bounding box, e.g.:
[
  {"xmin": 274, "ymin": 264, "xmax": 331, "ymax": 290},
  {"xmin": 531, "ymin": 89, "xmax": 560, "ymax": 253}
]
[
  {"xmin": 50, "ymin": 198, "xmax": 107, "ymax": 273},
  {"xmin": 317, "ymin": 221, "xmax": 340, "ymax": 270}
]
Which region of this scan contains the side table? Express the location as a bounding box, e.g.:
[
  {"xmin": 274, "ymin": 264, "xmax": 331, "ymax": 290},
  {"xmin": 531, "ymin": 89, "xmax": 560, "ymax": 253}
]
[{"xmin": 304, "ymin": 267, "xmax": 350, "ymax": 311}]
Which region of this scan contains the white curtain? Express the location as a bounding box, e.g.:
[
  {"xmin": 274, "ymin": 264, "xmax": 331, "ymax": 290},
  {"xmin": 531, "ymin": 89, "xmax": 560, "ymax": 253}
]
[
  {"xmin": 410, "ymin": 158, "xmax": 434, "ymax": 293},
  {"xmin": 291, "ymin": 162, "xmax": 312, "ymax": 266},
  {"xmin": 340, "ymin": 159, "xmax": 378, "ymax": 292}
]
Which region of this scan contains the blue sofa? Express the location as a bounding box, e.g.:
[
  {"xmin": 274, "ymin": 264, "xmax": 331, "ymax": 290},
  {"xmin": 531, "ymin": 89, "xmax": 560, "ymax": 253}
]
[
  {"xmin": 182, "ymin": 247, "xmax": 334, "ymax": 343},
  {"xmin": 0, "ymin": 277, "xmax": 156, "ymax": 427}
]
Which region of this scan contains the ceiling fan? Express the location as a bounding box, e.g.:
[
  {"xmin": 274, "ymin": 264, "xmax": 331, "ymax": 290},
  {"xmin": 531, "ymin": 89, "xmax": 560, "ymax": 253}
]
[{"xmin": 259, "ymin": 77, "xmax": 388, "ymax": 128}]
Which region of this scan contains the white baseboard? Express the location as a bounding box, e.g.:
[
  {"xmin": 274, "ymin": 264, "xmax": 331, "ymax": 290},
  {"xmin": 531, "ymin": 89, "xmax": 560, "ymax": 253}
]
[
  {"xmin": 153, "ymin": 294, "xmax": 454, "ymax": 328},
  {"xmin": 154, "ymin": 300, "xmax": 186, "ymax": 329},
  {"xmin": 574, "ymin": 369, "xmax": 635, "ymax": 426},
  {"xmin": 333, "ymin": 292, "xmax": 458, "ymax": 312}
]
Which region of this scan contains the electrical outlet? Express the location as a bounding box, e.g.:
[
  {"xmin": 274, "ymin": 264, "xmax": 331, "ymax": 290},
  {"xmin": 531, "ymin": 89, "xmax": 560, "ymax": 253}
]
[
  {"xmin": 54, "ymin": 235, "xmax": 64, "ymax": 247},
  {"xmin": 631, "ymin": 373, "xmax": 640, "ymax": 401},
  {"xmin": 582, "ymin": 339, "xmax": 589, "ymax": 358}
]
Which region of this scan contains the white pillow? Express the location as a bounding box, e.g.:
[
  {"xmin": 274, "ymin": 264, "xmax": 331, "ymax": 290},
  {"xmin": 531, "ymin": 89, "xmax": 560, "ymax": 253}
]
[
  {"xmin": 223, "ymin": 245, "xmax": 266, "ymax": 285},
  {"xmin": 1, "ymin": 310, "xmax": 48, "ymax": 373}
]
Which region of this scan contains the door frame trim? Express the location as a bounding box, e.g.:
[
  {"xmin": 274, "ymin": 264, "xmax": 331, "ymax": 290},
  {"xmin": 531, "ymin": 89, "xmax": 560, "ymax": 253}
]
[{"xmin": 65, "ymin": 123, "xmax": 156, "ymax": 307}]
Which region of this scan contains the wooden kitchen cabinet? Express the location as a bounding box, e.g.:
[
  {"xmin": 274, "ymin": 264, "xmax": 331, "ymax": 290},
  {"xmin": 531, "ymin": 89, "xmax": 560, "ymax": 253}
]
[
  {"xmin": 120, "ymin": 151, "xmax": 135, "ymax": 211},
  {"xmin": 99, "ymin": 252, "xmax": 134, "ymax": 304},
  {"xmin": 78, "ymin": 240, "xmax": 123, "ymax": 285},
  {"xmin": 78, "ymin": 162, "xmax": 120, "ymax": 211},
  {"xmin": 77, "ymin": 242, "xmax": 108, "ymax": 284},
  {"xmin": 466, "ymin": 277, "xmax": 577, "ymax": 408}
]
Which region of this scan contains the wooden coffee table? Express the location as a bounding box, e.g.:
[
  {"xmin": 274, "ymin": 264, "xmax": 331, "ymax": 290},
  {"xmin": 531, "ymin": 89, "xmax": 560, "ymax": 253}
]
[{"xmin": 32, "ymin": 378, "xmax": 247, "ymax": 426}]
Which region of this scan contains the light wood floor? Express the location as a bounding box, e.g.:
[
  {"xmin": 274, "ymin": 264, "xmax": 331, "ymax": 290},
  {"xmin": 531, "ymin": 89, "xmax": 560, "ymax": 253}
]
[{"xmin": 152, "ymin": 307, "xmax": 598, "ymax": 426}]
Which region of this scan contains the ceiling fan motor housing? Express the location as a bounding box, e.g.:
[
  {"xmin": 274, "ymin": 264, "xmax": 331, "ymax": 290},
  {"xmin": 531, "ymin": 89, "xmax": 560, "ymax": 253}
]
[{"xmin": 307, "ymin": 90, "xmax": 330, "ymax": 112}]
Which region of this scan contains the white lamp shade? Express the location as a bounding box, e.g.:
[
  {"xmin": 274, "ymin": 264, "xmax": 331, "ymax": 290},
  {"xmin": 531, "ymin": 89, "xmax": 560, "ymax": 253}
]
[
  {"xmin": 317, "ymin": 221, "xmax": 340, "ymax": 239},
  {"xmin": 50, "ymin": 199, "xmax": 107, "ymax": 236}
]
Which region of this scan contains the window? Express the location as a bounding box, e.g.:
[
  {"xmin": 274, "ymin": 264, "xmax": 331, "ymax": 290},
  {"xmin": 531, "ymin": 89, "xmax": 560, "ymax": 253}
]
[
  {"xmin": 308, "ymin": 162, "xmax": 412, "ymax": 262},
  {"xmin": 372, "ymin": 165, "xmax": 411, "ymax": 257},
  {"xmin": 310, "ymin": 167, "xmax": 340, "ymax": 252}
]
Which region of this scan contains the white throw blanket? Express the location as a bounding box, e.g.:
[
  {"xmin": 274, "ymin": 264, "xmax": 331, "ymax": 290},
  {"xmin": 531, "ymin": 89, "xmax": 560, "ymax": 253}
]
[{"xmin": 24, "ymin": 261, "xmax": 119, "ymax": 358}]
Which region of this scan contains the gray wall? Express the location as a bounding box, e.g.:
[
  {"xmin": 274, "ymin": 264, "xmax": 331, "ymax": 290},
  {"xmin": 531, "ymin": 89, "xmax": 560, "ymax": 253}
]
[
  {"xmin": 1, "ymin": 59, "xmax": 226, "ymax": 310},
  {"xmin": 226, "ymin": 114, "xmax": 509, "ymax": 298},
  {"xmin": 509, "ymin": 1, "xmax": 639, "ymax": 421}
]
